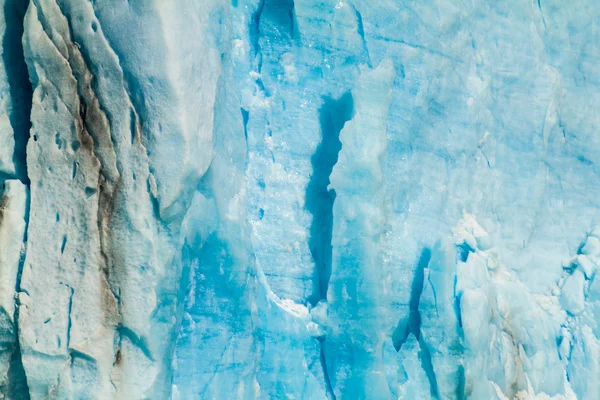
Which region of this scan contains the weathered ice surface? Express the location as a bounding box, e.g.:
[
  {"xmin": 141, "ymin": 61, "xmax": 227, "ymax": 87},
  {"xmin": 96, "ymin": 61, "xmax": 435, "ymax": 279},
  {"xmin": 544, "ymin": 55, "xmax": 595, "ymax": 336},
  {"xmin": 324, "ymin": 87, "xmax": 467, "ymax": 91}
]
[{"xmin": 0, "ymin": 0, "xmax": 598, "ymax": 399}]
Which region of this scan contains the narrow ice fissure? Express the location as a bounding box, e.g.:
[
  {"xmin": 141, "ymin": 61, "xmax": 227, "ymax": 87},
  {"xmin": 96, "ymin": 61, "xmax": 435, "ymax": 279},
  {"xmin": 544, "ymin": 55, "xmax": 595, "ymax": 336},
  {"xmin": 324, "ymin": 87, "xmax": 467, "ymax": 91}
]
[
  {"xmin": 261, "ymin": 0, "xmax": 296, "ymax": 40},
  {"xmin": 306, "ymin": 92, "xmax": 354, "ymax": 305},
  {"xmin": 393, "ymin": 248, "xmax": 430, "ymax": 350},
  {"xmin": 418, "ymin": 335, "xmax": 440, "ymax": 399},
  {"xmin": 3, "ymin": 0, "xmax": 32, "ymax": 184},
  {"xmin": 2, "ymin": 1, "xmax": 33, "ymax": 397},
  {"xmin": 350, "ymin": 6, "xmax": 371, "ymax": 67},
  {"xmin": 118, "ymin": 325, "xmax": 155, "ymax": 362},
  {"xmin": 8, "ymin": 245, "xmax": 30, "ymax": 400},
  {"xmin": 249, "ymin": 0, "xmax": 265, "ymax": 68},
  {"xmin": 305, "ymin": 93, "xmax": 353, "ymax": 398},
  {"xmin": 241, "ymin": 108, "xmax": 249, "ymax": 142},
  {"xmin": 392, "ymin": 248, "xmax": 440, "ymax": 398},
  {"xmin": 317, "ymin": 336, "xmax": 336, "ymax": 400},
  {"xmin": 63, "ymin": 284, "xmax": 74, "ymax": 348},
  {"xmin": 7, "ymin": 343, "xmax": 29, "ymax": 399}
]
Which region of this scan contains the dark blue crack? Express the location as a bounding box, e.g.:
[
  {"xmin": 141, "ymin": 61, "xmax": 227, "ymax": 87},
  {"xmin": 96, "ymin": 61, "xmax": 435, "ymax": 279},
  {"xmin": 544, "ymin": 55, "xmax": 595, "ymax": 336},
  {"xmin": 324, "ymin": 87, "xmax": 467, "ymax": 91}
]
[
  {"xmin": 7, "ymin": 341, "xmax": 29, "ymax": 400},
  {"xmin": 393, "ymin": 248, "xmax": 431, "ymax": 349},
  {"xmin": 537, "ymin": 0, "xmax": 547, "ymax": 30},
  {"xmin": 241, "ymin": 107, "xmax": 249, "ymax": 142},
  {"xmin": 2, "ymin": 0, "xmax": 33, "ymax": 388},
  {"xmin": 70, "ymin": 349, "xmax": 96, "ymax": 364},
  {"xmin": 118, "ymin": 325, "xmax": 155, "ymax": 362},
  {"xmin": 351, "ymin": 6, "xmax": 372, "ymax": 67},
  {"xmin": 305, "ymin": 93, "xmax": 353, "ymax": 398},
  {"xmin": 7, "ymin": 194, "xmax": 30, "ymax": 398},
  {"xmin": 59, "ymin": 283, "xmax": 74, "ymax": 348},
  {"xmin": 306, "ymin": 92, "xmax": 353, "ymax": 305},
  {"xmin": 260, "ymin": 0, "xmax": 297, "ymax": 39},
  {"xmin": 455, "ymin": 364, "xmax": 465, "ymax": 399},
  {"xmin": 249, "ymin": 0, "xmax": 265, "ymax": 61},
  {"xmin": 7, "ymin": 240, "xmax": 30, "ymax": 399},
  {"xmin": 60, "ymin": 236, "xmax": 67, "ymax": 254},
  {"xmin": 454, "ymin": 276, "xmax": 463, "ymax": 330},
  {"xmin": 392, "ymin": 248, "xmax": 440, "ymax": 398},
  {"xmin": 457, "ymin": 242, "xmax": 474, "ymax": 263},
  {"xmin": 418, "ymin": 335, "xmax": 440, "ymax": 399},
  {"xmin": 317, "ymin": 336, "xmax": 336, "ymax": 400},
  {"xmin": 2, "ymin": 0, "xmax": 32, "ymax": 185}
]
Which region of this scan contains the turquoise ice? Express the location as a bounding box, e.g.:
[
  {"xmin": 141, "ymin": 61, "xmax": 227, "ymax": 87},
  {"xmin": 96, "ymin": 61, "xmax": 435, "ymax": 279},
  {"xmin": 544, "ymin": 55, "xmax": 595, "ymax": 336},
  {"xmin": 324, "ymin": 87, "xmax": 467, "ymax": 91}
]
[{"xmin": 0, "ymin": 0, "xmax": 598, "ymax": 398}]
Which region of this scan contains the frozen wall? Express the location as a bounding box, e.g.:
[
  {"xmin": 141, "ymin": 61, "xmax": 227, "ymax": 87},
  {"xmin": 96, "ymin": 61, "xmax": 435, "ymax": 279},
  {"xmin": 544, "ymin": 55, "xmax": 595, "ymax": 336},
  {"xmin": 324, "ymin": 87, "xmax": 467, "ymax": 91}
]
[{"xmin": 0, "ymin": 0, "xmax": 598, "ymax": 399}]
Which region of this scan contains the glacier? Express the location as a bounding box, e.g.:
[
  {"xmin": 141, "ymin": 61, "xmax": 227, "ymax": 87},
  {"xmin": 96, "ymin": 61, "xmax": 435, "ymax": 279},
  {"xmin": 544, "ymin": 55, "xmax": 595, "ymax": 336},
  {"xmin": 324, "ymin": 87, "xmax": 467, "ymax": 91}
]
[{"xmin": 0, "ymin": 0, "xmax": 598, "ymax": 399}]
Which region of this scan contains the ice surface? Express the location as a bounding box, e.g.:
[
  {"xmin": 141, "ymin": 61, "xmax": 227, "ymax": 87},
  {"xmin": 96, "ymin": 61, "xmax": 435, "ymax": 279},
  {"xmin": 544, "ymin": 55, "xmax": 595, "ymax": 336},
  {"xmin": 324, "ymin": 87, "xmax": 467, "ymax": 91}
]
[{"xmin": 0, "ymin": 0, "xmax": 598, "ymax": 398}]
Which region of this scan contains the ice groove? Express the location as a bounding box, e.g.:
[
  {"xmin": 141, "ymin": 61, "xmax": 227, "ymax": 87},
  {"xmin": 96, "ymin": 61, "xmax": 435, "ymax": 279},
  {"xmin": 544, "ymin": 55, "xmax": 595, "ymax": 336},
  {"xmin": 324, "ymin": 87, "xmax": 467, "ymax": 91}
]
[
  {"xmin": 306, "ymin": 92, "xmax": 353, "ymax": 305},
  {"xmin": 2, "ymin": 0, "xmax": 32, "ymax": 183}
]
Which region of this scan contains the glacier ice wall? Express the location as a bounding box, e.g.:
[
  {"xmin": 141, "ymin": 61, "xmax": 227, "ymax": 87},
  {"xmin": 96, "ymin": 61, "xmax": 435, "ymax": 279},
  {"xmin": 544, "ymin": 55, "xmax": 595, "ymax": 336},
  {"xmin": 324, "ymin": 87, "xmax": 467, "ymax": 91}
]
[{"xmin": 0, "ymin": 0, "xmax": 598, "ymax": 399}]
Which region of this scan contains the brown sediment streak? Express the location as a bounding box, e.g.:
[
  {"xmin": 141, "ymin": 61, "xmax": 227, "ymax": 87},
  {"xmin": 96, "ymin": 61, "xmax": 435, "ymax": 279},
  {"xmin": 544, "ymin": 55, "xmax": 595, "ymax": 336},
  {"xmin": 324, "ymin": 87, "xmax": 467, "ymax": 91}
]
[
  {"xmin": 39, "ymin": 0, "xmax": 122, "ymax": 340},
  {"xmin": 53, "ymin": 11, "xmax": 131, "ymax": 394},
  {"xmin": 114, "ymin": 348, "xmax": 121, "ymax": 366},
  {"xmin": 0, "ymin": 193, "xmax": 9, "ymax": 227},
  {"xmin": 75, "ymin": 80, "xmax": 121, "ymax": 325}
]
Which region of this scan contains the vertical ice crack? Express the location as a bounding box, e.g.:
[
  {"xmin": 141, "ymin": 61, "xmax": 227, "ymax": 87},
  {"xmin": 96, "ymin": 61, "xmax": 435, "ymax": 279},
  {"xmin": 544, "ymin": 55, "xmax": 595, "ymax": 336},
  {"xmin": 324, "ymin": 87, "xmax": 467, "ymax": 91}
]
[
  {"xmin": 350, "ymin": 6, "xmax": 372, "ymax": 67},
  {"xmin": 306, "ymin": 92, "xmax": 354, "ymax": 305},
  {"xmin": 251, "ymin": 0, "xmax": 297, "ymax": 95},
  {"xmin": 305, "ymin": 93, "xmax": 353, "ymax": 398},
  {"xmin": 418, "ymin": 335, "xmax": 440, "ymax": 399},
  {"xmin": 3, "ymin": 0, "xmax": 32, "ymax": 184},
  {"xmin": 117, "ymin": 325, "xmax": 154, "ymax": 362},
  {"xmin": 8, "ymin": 245, "xmax": 30, "ymax": 400},
  {"xmin": 537, "ymin": 0, "xmax": 547, "ymax": 30},
  {"xmin": 392, "ymin": 248, "xmax": 440, "ymax": 398},
  {"xmin": 393, "ymin": 248, "xmax": 430, "ymax": 349},
  {"xmin": 260, "ymin": 0, "xmax": 296, "ymax": 41},
  {"xmin": 428, "ymin": 274, "xmax": 439, "ymax": 317},
  {"xmin": 241, "ymin": 108, "xmax": 249, "ymax": 143},
  {"xmin": 249, "ymin": 0, "xmax": 265, "ymax": 74},
  {"xmin": 317, "ymin": 336, "xmax": 336, "ymax": 400},
  {"xmin": 63, "ymin": 284, "xmax": 74, "ymax": 348},
  {"xmin": 2, "ymin": 1, "xmax": 33, "ymax": 397}
]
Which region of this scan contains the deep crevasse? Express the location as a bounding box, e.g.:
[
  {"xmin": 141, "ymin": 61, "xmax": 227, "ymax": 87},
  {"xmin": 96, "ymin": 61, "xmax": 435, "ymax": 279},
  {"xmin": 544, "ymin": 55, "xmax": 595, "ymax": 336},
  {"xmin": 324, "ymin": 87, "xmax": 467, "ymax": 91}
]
[{"xmin": 0, "ymin": 0, "xmax": 597, "ymax": 399}]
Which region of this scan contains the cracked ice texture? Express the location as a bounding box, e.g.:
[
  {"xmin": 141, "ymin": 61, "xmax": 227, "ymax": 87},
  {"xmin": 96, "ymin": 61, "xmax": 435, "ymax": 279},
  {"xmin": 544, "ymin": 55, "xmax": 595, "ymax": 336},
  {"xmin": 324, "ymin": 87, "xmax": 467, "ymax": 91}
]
[{"xmin": 0, "ymin": 0, "xmax": 598, "ymax": 399}]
